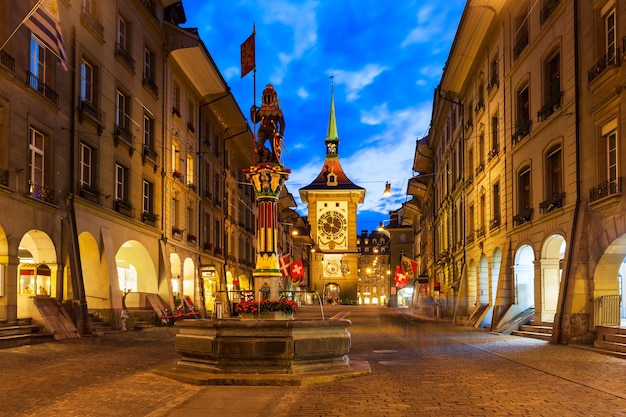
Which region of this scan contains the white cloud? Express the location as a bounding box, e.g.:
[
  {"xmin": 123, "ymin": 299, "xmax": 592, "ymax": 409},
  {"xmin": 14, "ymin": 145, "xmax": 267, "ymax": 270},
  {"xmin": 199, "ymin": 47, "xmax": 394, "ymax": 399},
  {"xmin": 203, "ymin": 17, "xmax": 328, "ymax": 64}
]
[
  {"xmin": 296, "ymin": 87, "xmax": 309, "ymax": 99},
  {"xmin": 258, "ymin": 0, "xmax": 319, "ymax": 85},
  {"xmin": 329, "ymin": 64, "xmax": 389, "ymax": 102},
  {"xmin": 401, "ymin": 5, "xmax": 449, "ymax": 48}
]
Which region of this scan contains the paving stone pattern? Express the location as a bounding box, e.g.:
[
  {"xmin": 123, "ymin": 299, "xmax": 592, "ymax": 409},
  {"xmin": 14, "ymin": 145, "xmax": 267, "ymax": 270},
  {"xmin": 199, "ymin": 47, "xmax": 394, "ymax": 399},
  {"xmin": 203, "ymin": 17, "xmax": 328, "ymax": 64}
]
[{"xmin": 2, "ymin": 307, "xmax": 626, "ymax": 416}]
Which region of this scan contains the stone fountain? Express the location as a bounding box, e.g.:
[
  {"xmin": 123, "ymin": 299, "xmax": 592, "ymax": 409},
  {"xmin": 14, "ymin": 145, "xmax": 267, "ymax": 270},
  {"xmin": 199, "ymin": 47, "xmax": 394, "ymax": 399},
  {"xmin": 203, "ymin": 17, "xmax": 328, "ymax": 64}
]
[{"xmin": 168, "ymin": 85, "xmax": 367, "ymax": 384}]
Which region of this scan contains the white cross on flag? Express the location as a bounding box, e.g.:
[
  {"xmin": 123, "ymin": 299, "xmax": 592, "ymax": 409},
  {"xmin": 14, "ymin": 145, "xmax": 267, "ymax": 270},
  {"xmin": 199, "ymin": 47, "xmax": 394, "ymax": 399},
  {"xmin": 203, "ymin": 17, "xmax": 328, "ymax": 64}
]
[
  {"xmin": 279, "ymin": 255, "xmax": 291, "ymax": 278},
  {"xmin": 290, "ymin": 259, "xmax": 304, "ymax": 282}
]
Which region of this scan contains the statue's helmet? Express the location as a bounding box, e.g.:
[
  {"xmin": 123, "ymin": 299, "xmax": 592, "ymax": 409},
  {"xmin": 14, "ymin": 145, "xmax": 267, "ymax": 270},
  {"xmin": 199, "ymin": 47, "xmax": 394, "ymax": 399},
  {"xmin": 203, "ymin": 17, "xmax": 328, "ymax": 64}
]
[{"xmin": 261, "ymin": 84, "xmax": 279, "ymax": 108}]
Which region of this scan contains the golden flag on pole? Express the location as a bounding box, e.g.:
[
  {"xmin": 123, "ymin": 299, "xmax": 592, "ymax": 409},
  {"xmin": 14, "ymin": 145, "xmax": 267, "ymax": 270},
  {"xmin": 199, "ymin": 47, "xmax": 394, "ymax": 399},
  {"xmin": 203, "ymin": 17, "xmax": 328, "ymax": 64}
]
[{"xmin": 240, "ymin": 31, "xmax": 255, "ymax": 78}]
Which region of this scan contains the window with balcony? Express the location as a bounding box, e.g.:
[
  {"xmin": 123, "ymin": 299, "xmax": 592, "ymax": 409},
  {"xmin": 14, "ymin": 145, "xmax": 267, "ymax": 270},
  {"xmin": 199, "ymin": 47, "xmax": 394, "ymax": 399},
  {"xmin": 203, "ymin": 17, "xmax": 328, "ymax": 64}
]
[
  {"xmin": 172, "ymin": 81, "xmax": 181, "ymax": 116},
  {"xmin": 589, "ymin": 3, "xmax": 618, "ymax": 83},
  {"xmin": 487, "ymin": 56, "xmax": 499, "ymax": 92},
  {"xmin": 591, "ymin": 119, "xmax": 621, "ymax": 202},
  {"xmin": 540, "ymin": 146, "xmax": 564, "ymax": 213},
  {"xmin": 515, "ymin": 166, "xmax": 532, "ymax": 225},
  {"xmin": 115, "ymin": 163, "xmax": 128, "ymax": 203},
  {"xmin": 79, "ymin": 143, "xmax": 100, "ymax": 200},
  {"xmin": 115, "ymin": 88, "xmax": 132, "ymax": 145},
  {"xmin": 538, "ymin": 50, "xmax": 561, "ymax": 121},
  {"xmin": 142, "ymin": 180, "xmax": 156, "ymax": 224},
  {"xmin": 81, "ymin": 0, "xmax": 104, "ymax": 38},
  {"xmin": 143, "ymin": 46, "xmax": 158, "ymax": 96},
  {"xmin": 491, "ymin": 181, "xmax": 501, "ymax": 229},
  {"xmin": 28, "ymin": 127, "xmax": 53, "ymax": 203},
  {"xmin": 488, "ymin": 114, "xmax": 499, "ymax": 161},
  {"xmin": 513, "ymin": 84, "xmax": 531, "ymax": 142},
  {"xmin": 186, "ymin": 155, "xmax": 194, "ymax": 189},
  {"xmin": 187, "ymin": 99, "xmax": 196, "ymax": 133},
  {"xmin": 116, "ymin": 14, "xmax": 134, "ymax": 69},
  {"xmin": 79, "ymin": 58, "xmax": 104, "ymax": 131},
  {"xmin": 29, "ymin": 36, "xmax": 59, "ymax": 105}
]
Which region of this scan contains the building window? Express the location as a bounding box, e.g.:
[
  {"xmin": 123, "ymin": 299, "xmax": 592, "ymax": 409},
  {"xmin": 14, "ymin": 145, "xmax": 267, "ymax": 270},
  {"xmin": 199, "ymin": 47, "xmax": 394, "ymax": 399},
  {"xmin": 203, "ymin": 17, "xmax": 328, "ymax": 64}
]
[
  {"xmin": 539, "ymin": 50, "xmax": 561, "ymax": 121},
  {"xmin": 187, "ymin": 99, "xmax": 195, "ymax": 132},
  {"xmin": 172, "ymin": 82, "xmax": 181, "ymax": 116},
  {"xmin": 29, "ymin": 127, "xmax": 45, "ymax": 191},
  {"xmin": 513, "ymin": 6, "xmax": 529, "ymax": 59},
  {"xmin": 80, "ymin": 59, "xmax": 94, "ymax": 104},
  {"xmin": 489, "ymin": 114, "xmax": 499, "ymax": 160},
  {"xmin": 171, "ymin": 142, "xmax": 180, "ymax": 175},
  {"xmin": 80, "ymin": 143, "xmax": 93, "ymax": 188},
  {"xmin": 514, "ymin": 84, "xmax": 530, "ymax": 141},
  {"xmin": 116, "ymin": 14, "xmax": 134, "ymax": 69},
  {"xmin": 547, "ymin": 146, "xmax": 562, "ymax": 198},
  {"xmin": 116, "ymin": 89, "xmax": 130, "ymax": 131},
  {"xmin": 115, "ymin": 163, "xmax": 128, "ymax": 203},
  {"xmin": 172, "ymin": 198, "xmax": 179, "ymax": 229},
  {"xmin": 117, "ymin": 15, "xmax": 128, "ymax": 51},
  {"xmin": 186, "ymin": 155, "xmax": 194, "ymax": 186},
  {"xmin": 515, "ymin": 166, "xmax": 532, "ymax": 224},
  {"xmin": 492, "ymin": 181, "xmax": 501, "ymax": 228},
  {"xmin": 540, "ymin": 146, "xmax": 564, "ymax": 213},
  {"xmin": 605, "ymin": 5, "xmax": 616, "ymax": 60},
  {"xmin": 590, "ymin": 119, "xmax": 621, "ymax": 202},
  {"xmin": 29, "ymin": 36, "xmax": 59, "ymax": 104},
  {"xmin": 488, "ymin": 56, "xmax": 499, "ymax": 92},
  {"xmin": 603, "ymin": 121, "xmax": 619, "ymax": 193},
  {"xmin": 143, "ymin": 114, "xmax": 153, "ymax": 150},
  {"xmin": 143, "ymin": 46, "xmax": 158, "ymax": 95},
  {"xmin": 143, "ymin": 180, "xmax": 153, "ymax": 214}
]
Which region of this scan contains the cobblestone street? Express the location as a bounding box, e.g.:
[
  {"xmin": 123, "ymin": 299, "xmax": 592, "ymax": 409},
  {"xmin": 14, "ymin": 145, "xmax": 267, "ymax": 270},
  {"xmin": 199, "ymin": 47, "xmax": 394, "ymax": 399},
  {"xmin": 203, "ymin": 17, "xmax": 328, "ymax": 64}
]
[{"xmin": 2, "ymin": 306, "xmax": 626, "ymax": 416}]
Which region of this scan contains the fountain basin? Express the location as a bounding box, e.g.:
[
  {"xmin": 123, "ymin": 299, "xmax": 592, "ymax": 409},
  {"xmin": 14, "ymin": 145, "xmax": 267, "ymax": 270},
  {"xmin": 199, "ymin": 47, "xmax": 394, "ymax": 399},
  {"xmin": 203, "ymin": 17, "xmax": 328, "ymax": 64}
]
[{"xmin": 175, "ymin": 318, "xmax": 351, "ymax": 374}]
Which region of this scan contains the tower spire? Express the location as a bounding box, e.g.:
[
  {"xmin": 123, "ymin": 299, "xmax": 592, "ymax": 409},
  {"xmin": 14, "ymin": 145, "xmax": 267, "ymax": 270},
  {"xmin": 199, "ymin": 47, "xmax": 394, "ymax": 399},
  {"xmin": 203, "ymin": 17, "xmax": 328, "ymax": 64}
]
[{"xmin": 327, "ymin": 79, "xmax": 339, "ymax": 141}]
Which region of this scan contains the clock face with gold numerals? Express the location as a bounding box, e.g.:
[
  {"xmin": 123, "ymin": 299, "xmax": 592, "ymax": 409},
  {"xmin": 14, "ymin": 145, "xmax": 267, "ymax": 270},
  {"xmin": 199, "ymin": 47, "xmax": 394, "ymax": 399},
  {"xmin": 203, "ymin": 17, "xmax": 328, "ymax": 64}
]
[{"xmin": 318, "ymin": 210, "xmax": 346, "ymax": 240}]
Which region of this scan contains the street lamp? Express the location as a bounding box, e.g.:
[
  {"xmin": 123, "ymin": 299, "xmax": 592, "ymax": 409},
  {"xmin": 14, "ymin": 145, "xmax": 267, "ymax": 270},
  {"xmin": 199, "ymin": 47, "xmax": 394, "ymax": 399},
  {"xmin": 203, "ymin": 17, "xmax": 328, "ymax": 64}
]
[{"xmin": 383, "ymin": 181, "xmax": 392, "ymax": 196}]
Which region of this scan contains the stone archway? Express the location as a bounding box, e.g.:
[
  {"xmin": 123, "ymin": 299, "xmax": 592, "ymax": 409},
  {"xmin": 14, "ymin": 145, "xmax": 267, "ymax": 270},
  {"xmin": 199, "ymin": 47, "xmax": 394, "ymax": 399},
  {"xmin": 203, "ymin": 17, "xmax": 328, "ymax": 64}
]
[
  {"xmin": 17, "ymin": 230, "xmax": 57, "ymax": 319},
  {"xmin": 79, "ymin": 232, "xmax": 111, "ymax": 314},
  {"xmin": 593, "ymin": 233, "xmax": 626, "ymax": 326},
  {"xmin": 540, "ymin": 234, "xmax": 565, "ymax": 323},
  {"xmin": 115, "ymin": 240, "xmax": 157, "ymax": 309},
  {"xmin": 514, "ymin": 244, "xmax": 535, "ymax": 316}
]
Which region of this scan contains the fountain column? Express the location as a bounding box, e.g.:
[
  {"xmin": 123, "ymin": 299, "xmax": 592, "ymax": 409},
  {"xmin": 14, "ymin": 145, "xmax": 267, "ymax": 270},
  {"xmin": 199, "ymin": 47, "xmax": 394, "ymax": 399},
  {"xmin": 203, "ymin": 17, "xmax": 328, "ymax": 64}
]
[{"xmin": 244, "ymin": 163, "xmax": 290, "ymax": 300}]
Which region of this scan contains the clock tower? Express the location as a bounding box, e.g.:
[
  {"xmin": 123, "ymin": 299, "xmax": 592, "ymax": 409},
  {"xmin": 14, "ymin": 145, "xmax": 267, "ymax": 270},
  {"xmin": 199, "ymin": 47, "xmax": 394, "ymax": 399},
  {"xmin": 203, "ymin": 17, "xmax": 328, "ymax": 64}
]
[{"xmin": 299, "ymin": 84, "xmax": 365, "ymax": 304}]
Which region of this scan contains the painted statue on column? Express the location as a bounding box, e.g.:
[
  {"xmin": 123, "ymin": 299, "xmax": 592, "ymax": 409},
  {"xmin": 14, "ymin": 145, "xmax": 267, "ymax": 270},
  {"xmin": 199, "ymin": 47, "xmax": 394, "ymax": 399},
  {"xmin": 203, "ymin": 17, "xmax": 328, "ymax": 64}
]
[{"xmin": 250, "ymin": 84, "xmax": 285, "ymax": 164}]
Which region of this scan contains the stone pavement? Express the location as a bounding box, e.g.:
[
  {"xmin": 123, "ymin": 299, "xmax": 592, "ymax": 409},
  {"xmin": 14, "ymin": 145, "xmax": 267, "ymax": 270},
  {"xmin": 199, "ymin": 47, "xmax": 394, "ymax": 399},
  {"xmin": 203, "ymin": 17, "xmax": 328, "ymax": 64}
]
[{"xmin": 2, "ymin": 306, "xmax": 626, "ymax": 416}]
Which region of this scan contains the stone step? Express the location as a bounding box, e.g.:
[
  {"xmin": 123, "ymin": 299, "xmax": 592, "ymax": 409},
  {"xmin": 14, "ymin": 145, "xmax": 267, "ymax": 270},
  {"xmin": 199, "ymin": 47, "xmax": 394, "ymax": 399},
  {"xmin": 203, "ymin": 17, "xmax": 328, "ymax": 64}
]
[
  {"xmin": 0, "ymin": 331, "xmax": 55, "ymax": 349},
  {"xmin": 519, "ymin": 324, "xmax": 552, "ymax": 334},
  {"xmin": 594, "ymin": 339, "xmax": 626, "ymax": 354},
  {"xmin": 511, "ymin": 330, "xmax": 552, "ymax": 342},
  {"xmin": 604, "ymin": 333, "xmax": 626, "ymax": 344},
  {"xmin": 0, "ymin": 324, "xmax": 41, "ymax": 337}
]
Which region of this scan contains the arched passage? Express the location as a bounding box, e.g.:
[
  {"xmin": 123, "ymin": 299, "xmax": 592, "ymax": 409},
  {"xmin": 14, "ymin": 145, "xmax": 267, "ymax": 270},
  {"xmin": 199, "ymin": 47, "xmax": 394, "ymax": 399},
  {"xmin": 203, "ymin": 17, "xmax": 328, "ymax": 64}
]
[
  {"xmin": 593, "ymin": 233, "xmax": 626, "ymax": 326},
  {"xmin": 115, "ymin": 240, "xmax": 157, "ymax": 308},
  {"xmin": 514, "ymin": 244, "xmax": 535, "ymax": 313},
  {"xmin": 79, "ymin": 232, "xmax": 110, "ymax": 313},
  {"xmin": 478, "ymin": 254, "xmax": 489, "ymax": 305},
  {"xmin": 540, "ymin": 234, "xmax": 565, "ymax": 323},
  {"xmin": 491, "ymin": 248, "xmax": 502, "ymax": 306},
  {"xmin": 17, "ymin": 230, "xmax": 57, "ymax": 318}
]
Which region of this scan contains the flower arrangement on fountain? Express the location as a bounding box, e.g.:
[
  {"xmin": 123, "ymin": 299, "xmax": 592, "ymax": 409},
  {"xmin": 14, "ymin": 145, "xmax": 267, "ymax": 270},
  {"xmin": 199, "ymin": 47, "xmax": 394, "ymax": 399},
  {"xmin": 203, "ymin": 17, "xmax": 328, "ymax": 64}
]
[{"xmin": 235, "ymin": 299, "xmax": 299, "ymax": 314}]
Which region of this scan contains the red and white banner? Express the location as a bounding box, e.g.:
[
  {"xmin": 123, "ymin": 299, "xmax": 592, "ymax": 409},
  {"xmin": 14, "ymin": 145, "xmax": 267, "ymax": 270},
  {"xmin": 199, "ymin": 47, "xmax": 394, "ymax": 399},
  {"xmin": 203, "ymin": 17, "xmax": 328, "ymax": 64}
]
[
  {"xmin": 290, "ymin": 259, "xmax": 304, "ymax": 282},
  {"xmin": 394, "ymin": 265, "xmax": 408, "ymax": 288},
  {"xmin": 279, "ymin": 255, "xmax": 291, "ymax": 278}
]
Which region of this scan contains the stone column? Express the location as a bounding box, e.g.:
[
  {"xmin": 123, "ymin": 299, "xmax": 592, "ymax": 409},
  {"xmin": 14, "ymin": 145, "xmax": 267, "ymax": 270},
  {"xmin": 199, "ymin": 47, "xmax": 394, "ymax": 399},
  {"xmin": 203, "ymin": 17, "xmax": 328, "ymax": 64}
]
[{"xmin": 244, "ymin": 163, "xmax": 291, "ymax": 300}]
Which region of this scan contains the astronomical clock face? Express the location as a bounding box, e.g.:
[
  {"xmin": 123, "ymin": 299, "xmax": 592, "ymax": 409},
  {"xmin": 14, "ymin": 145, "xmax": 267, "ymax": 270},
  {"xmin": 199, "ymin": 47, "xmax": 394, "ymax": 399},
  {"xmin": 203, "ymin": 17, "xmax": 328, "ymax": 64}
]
[
  {"xmin": 317, "ymin": 202, "xmax": 348, "ymax": 250},
  {"xmin": 318, "ymin": 210, "xmax": 346, "ymax": 240}
]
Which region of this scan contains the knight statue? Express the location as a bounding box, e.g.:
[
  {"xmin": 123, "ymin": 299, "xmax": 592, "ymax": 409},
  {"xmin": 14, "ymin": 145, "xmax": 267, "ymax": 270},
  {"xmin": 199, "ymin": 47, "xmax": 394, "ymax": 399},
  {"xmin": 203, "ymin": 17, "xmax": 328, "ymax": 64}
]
[{"xmin": 250, "ymin": 84, "xmax": 285, "ymax": 164}]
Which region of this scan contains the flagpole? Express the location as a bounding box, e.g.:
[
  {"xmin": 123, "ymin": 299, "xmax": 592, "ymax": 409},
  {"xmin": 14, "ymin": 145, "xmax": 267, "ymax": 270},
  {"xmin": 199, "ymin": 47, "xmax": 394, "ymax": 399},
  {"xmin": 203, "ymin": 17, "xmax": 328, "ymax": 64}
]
[
  {"xmin": 0, "ymin": 0, "xmax": 45, "ymax": 51},
  {"xmin": 252, "ymin": 24, "xmax": 257, "ymax": 165}
]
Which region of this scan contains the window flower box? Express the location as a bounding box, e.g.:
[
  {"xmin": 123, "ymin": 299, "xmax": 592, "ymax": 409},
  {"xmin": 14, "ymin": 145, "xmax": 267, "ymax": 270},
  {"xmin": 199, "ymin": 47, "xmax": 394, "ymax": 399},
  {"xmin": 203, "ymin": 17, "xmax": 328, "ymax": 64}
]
[{"xmin": 172, "ymin": 226, "xmax": 183, "ymax": 238}]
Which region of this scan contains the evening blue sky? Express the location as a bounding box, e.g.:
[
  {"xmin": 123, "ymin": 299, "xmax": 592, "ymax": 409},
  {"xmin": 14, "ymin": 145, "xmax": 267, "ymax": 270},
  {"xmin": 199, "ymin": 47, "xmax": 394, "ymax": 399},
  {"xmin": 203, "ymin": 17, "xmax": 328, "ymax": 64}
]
[{"xmin": 183, "ymin": 0, "xmax": 466, "ymax": 231}]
